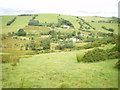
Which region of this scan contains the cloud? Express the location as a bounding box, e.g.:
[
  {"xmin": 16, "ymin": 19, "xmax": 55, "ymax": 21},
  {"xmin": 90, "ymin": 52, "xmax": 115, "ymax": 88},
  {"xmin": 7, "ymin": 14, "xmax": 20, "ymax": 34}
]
[{"xmin": 0, "ymin": 0, "xmax": 118, "ymax": 17}]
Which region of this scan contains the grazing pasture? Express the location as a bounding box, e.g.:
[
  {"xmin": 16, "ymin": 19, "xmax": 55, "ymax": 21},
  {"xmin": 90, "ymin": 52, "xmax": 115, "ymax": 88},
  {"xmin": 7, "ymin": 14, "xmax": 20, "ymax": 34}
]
[
  {"xmin": 1, "ymin": 13, "xmax": 118, "ymax": 88},
  {"xmin": 2, "ymin": 49, "xmax": 118, "ymax": 88}
]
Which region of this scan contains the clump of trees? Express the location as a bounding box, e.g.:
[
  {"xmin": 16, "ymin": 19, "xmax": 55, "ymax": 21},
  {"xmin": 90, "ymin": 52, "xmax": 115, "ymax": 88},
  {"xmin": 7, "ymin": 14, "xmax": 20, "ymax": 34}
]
[
  {"xmin": 101, "ymin": 26, "xmax": 114, "ymax": 32},
  {"xmin": 18, "ymin": 14, "xmax": 32, "ymax": 16},
  {"xmin": 41, "ymin": 38, "xmax": 50, "ymax": 50},
  {"xmin": 77, "ymin": 37, "xmax": 116, "ymax": 49},
  {"xmin": 77, "ymin": 17, "xmax": 96, "ymax": 30},
  {"xmin": 17, "ymin": 29, "xmax": 26, "ymax": 36},
  {"xmin": 6, "ymin": 17, "xmax": 16, "ymax": 26},
  {"xmin": 28, "ymin": 19, "xmax": 39, "ymax": 26},
  {"xmin": 28, "ymin": 17, "xmax": 74, "ymax": 28},
  {"xmin": 58, "ymin": 18, "xmax": 74, "ymax": 27},
  {"xmin": 49, "ymin": 30, "xmax": 57, "ymax": 38},
  {"xmin": 55, "ymin": 41, "xmax": 74, "ymax": 50},
  {"xmin": 97, "ymin": 32, "xmax": 114, "ymax": 37},
  {"xmin": 25, "ymin": 37, "xmax": 50, "ymax": 50}
]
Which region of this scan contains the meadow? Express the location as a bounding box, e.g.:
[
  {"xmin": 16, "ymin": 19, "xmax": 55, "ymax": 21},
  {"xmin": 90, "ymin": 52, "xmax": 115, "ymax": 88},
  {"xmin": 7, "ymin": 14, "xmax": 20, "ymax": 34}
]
[
  {"xmin": 2, "ymin": 49, "xmax": 118, "ymax": 88},
  {"xmin": 1, "ymin": 13, "xmax": 119, "ymax": 88}
]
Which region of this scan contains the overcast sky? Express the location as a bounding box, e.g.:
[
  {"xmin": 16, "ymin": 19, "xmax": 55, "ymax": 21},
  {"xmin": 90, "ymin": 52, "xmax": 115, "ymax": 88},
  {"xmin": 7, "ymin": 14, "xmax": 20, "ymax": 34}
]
[{"xmin": 0, "ymin": 0, "xmax": 119, "ymax": 17}]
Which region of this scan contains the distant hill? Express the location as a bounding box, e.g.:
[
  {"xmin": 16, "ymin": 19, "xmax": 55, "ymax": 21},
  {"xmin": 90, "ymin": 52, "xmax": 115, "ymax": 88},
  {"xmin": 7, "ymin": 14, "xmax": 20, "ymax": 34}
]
[{"xmin": 0, "ymin": 13, "xmax": 118, "ymax": 34}]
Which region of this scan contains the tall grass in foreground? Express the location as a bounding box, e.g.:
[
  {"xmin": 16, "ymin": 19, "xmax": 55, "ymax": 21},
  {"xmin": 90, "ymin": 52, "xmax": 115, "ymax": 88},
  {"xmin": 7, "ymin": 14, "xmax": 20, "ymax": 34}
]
[{"xmin": 1, "ymin": 54, "xmax": 20, "ymax": 66}]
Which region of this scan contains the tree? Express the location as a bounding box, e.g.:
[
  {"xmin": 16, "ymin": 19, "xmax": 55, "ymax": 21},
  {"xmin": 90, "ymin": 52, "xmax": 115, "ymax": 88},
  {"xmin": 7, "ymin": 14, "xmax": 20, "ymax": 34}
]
[
  {"xmin": 28, "ymin": 41, "xmax": 36, "ymax": 50},
  {"xmin": 28, "ymin": 20, "xmax": 39, "ymax": 26},
  {"xmin": 66, "ymin": 33, "xmax": 72, "ymax": 38},
  {"xmin": 41, "ymin": 38, "xmax": 50, "ymax": 50},
  {"xmin": 25, "ymin": 44, "xmax": 29, "ymax": 50},
  {"xmin": 75, "ymin": 36, "xmax": 83, "ymax": 40},
  {"xmin": 72, "ymin": 31, "xmax": 76, "ymax": 36},
  {"xmin": 58, "ymin": 31, "xmax": 61, "ymax": 39},
  {"xmin": 8, "ymin": 32, "xmax": 13, "ymax": 37},
  {"xmin": 1, "ymin": 34, "xmax": 7, "ymax": 40},
  {"xmin": 49, "ymin": 30, "xmax": 57, "ymax": 38},
  {"xmin": 77, "ymin": 32, "xmax": 81, "ymax": 36},
  {"xmin": 17, "ymin": 29, "xmax": 26, "ymax": 36},
  {"xmin": 108, "ymin": 28, "xmax": 114, "ymax": 32}
]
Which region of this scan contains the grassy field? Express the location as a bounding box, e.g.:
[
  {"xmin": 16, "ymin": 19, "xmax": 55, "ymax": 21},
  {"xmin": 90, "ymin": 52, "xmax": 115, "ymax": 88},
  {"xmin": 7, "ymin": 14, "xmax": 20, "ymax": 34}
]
[
  {"xmin": 2, "ymin": 48, "xmax": 118, "ymax": 88},
  {"xmin": 1, "ymin": 13, "xmax": 118, "ymax": 88},
  {"xmin": 1, "ymin": 15, "xmax": 32, "ymax": 34},
  {"xmin": 1, "ymin": 14, "xmax": 118, "ymax": 34},
  {"xmin": 35, "ymin": 13, "xmax": 59, "ymax": 23}
]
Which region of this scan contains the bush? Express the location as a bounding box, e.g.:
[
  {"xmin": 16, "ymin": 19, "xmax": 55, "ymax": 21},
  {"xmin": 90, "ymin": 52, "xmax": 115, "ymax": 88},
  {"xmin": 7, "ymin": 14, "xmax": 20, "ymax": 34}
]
[
  {"xmin": 80, "ymin": 48, "xmax": 107, "ymax": 62},
  {"xmin": 108, "ymin": 51, "xmax": 118, "ymax": 59},
  {"xmin": 115, "ymin": 60, "xmax": 120, "ymax": 69},
  {"xmin": 107, "ymin": 45, "xmax": 119, "ymax": 59},
  {"xmin": 64, "ymin": 41, "xmax": 74, "ymax": 48},
  {"xmin": 76, "ymin": 53, "xmax": 84, "ymax": 62},
  {"xmin": 51, "ymin": 38, "xmax": 59, "ymax": 43},
  {"xmin": 55, "ymin": 44, "xmax": 65, "ymax": 50}
]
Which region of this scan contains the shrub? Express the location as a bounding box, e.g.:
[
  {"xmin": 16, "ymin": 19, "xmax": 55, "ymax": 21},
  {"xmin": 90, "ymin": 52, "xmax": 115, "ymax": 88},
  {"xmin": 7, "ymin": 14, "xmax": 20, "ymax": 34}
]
[
  {"xmin": 108, "ymin": 51, "xmax": 118, "ymax": 59},
  {"xmin": 55, "ymin": 44, "xmax": 65, "ymax": 50},
  {"xmin": 64, "ymin": 41, "xmax": 74, "ymax": 48},
  {"xmin": 115, "ymin": 60, "xmax": 120, "ymax": 69},
  {"xmin": 51, "ymin": 38, "xmax": 59, "ymax": 43},
  {"xmin": 80, "ymin": 48, "xmax": 107, "ymax": 62},
  {"xmin": 76, "ymin": 53, "xmax": 84, "ymax": 62},
  {"xmin": 107, "ymin": 45, "xmax": 119, "ymax": 59}
]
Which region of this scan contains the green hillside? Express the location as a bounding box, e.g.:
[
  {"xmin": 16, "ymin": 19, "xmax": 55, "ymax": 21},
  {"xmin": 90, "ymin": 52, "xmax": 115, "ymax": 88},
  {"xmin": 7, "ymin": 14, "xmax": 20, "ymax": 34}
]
[
  {"xmin": 1, "ymin": 13, "xmax": 118, "ymax": 34},
  {"xmin": 2, "ymin": 49, "xmax": 118, "ymax": 88},
  {"xmin": 1, "ymin": 13, "xmax": 118, "ymax": 88}
]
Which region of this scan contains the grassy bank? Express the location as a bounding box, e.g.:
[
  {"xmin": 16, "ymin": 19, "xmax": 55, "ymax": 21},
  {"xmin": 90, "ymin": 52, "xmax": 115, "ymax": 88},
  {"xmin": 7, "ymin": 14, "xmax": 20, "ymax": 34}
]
[{"xmin": 2, "ymin": 50, "xmax": 118, "ymax": 88}]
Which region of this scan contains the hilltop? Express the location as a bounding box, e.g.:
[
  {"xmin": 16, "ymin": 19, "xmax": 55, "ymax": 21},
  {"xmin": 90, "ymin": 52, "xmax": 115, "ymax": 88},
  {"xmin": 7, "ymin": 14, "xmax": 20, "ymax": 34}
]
[{"xmin": 1, "ymin": 13, "xmax": 118, "ymax": 35}]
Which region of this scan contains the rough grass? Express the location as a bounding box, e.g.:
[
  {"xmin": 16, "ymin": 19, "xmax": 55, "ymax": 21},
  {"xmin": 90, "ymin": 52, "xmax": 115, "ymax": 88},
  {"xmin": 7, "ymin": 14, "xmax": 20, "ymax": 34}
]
[{"xmin": 2, "ymin": 49, "xmax": 118, "ymax": 88}]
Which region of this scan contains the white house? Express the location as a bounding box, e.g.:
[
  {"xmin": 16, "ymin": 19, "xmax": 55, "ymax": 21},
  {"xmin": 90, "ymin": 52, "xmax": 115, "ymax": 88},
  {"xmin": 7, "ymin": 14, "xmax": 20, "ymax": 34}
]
[
  {"xmin": 61, "ymin": 25, "xmax": 70, "ymax": 29},
  {"xmin": 66, "ymin": 38, "xmax": 80, "ymax": 42},
  {"xmin": 80, "ymin": 34, "xmax": 85, "ymax": 36}
]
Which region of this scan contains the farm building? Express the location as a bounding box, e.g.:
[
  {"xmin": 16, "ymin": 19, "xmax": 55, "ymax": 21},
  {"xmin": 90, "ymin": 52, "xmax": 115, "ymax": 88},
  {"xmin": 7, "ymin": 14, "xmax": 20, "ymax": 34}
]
[{"xmin": 61, "ymin": 25, "xmax": 70, "ymax": 29}]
